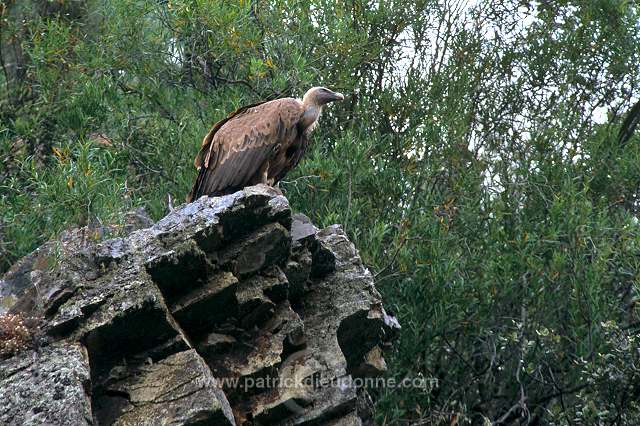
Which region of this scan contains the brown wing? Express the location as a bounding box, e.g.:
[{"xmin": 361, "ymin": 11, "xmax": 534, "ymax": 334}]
[
  {"xmin": 193, "ymin": 101, "xmax": 266, "ymax": 170},
  {"xmin": 188, "ymin": 98, "xmax": 304, "ymax": 201}
]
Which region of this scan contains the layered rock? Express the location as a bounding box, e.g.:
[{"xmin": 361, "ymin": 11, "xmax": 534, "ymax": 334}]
[{"xmin": 0, "ymin": 185, "xmax": 399, "ymax": 425}]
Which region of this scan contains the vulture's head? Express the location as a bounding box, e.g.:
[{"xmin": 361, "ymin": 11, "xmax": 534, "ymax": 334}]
[{"xmin": 302, "ymin": 87, "xmax": 345, "ymax": 107}]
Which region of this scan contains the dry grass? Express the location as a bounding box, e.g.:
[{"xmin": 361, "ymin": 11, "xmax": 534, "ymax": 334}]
[{"xmin": 0, "ymin": 313, "xmax": 35, "ymax": 357}]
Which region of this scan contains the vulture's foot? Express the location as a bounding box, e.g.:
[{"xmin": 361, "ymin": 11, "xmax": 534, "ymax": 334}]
[{"xmin": 272, "ymin": 184, "xmax": 284, "ymax": 196}]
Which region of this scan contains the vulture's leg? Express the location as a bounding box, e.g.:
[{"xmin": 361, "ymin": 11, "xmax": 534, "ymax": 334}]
[
  {"xmin": 259, "ymin": 162, "xmax": 270, "ymax": 184},
  {"xmin": 272, "ymin": 181, "xmax": 284, "ymax": 196}
]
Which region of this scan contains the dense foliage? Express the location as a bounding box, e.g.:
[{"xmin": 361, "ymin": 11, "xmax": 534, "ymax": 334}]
[{"xmin": 2, "ymin": 0, "xmax": 640, "ymax": 423}]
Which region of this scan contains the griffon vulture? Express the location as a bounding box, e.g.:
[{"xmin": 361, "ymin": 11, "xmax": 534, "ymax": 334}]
[{"xmin": 187, "ymin": 87, "xmax": 344, "ymax": 202}]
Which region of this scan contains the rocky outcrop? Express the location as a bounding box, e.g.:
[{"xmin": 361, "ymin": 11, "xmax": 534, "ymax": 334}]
[{"xmin": 0, "ymin": 185, "xmax": 399, "ymax": 425}]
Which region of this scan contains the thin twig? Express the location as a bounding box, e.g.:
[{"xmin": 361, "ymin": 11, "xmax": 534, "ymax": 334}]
[
  {"xmin": 374, "ymin": 233, "xmax": 407, "ymax": 279},
  {"xmin": 213, "ymin": 76, "xmax": 262, "ymax": 97},
  {"xmin": 280, "ymin": 175, "xmax": 320, "ymax": 185}
]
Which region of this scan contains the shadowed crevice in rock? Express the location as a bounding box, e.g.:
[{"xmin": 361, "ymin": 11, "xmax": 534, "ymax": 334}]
[
  {"xmin": 1, "ymin": 185, "xmax": 399, "ymax": 426},
  {"xmin": 145, "ymin": 239, "xmax": 211, "ymax": 303},
  {"xmin": 214, "ymin": 222, "xmax": 291, "ymax": 277},
  {"xmin": 336, "ymin": 305, "xmax": 399, "ymax": 377},
  {"xmin": 84, "ymin": 293, "xmax": 190, "ymax": 378},
  {"xmin": 170, "ymin": 271, "xmax": 239, "ymax": 335}
]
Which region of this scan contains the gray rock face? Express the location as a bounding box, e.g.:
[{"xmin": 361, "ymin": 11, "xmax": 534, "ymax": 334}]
[
  {"xmin": 0, "ymin": 342, "xmax": 92, "ymax": 426},
  {"xmin": 0, "ymin": 184, "xmax": 399, "ymax": 425},
  {"xmin": 95, "ymin": 349, "xmax": 235, "ymax": 426},
  {"xmin": 0, "ymin": 208, "xmax": 154, "ymax": 315}
]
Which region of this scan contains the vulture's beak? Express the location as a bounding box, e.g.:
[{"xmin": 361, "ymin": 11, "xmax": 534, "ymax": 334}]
[{"xmin": 333, "ymin": 92, "xmax": 345, "ymax": 101}]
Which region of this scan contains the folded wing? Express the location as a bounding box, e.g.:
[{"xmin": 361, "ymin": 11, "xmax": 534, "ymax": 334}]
[{"xmin": 188, "ymin": 98, "xmax": 304, "ymax": 201}]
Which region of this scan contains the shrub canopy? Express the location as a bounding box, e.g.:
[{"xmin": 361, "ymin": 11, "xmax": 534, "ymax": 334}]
[{"xmin": 2, "ymin": 0, "xmax": 640, "ymax": 423}]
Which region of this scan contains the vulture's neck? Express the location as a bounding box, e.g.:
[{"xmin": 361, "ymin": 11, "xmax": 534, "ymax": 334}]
[{"xmin": 299, "ymin": 101, "xmax": 322, "ymax": 135}]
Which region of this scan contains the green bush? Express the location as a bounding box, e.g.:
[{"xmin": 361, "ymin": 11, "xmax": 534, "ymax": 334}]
[{"xmin": 2, "ymin": 0, "xmax": 640, "ymax": 423}]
